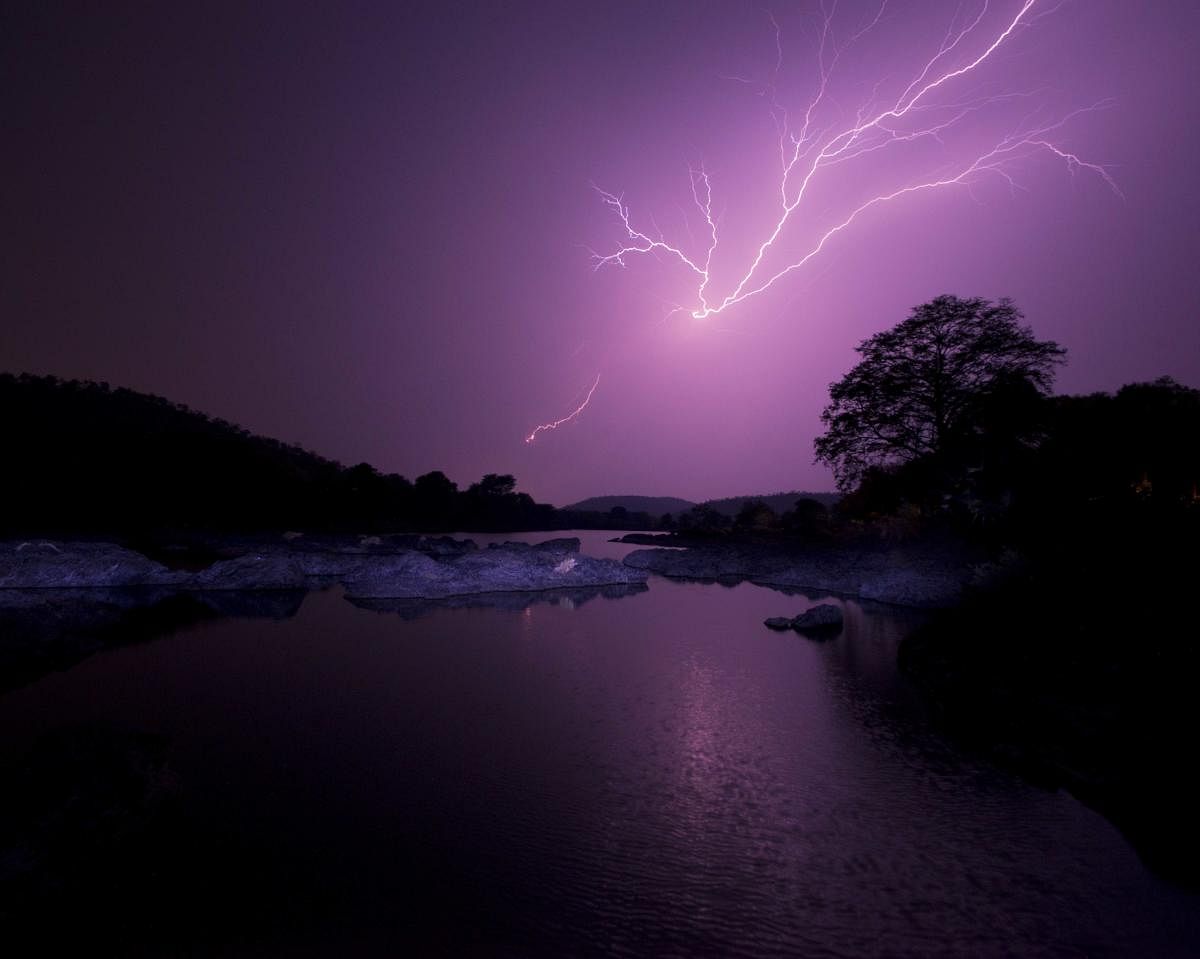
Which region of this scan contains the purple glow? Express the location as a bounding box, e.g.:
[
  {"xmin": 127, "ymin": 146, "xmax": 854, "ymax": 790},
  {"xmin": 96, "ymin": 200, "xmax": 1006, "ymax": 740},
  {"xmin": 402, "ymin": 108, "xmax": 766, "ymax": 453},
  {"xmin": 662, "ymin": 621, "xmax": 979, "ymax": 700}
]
[
  {"xmin": 3, "ymin": 1, "xmax": 1198, "ymax": 503},
  {"xmin": 526, "ymin": 373, "xmax": 601, "ymax": 443},
  {"xmin": 591, "ymin": 1, "xmax": 1118, "ymax": 324}
]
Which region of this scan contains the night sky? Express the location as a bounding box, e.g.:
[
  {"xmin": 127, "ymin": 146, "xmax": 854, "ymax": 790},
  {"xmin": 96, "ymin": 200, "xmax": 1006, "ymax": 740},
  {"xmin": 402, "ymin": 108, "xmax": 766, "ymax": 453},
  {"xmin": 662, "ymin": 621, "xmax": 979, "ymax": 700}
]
[{"xmin": 4, "ymin": 1, "xmax": 1198, "ymax": 504}]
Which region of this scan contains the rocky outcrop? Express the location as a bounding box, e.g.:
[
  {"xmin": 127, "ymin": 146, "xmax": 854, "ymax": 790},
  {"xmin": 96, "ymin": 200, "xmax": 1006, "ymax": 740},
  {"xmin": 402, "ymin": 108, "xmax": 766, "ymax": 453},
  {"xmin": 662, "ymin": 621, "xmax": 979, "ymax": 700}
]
[
  {"xmin": 0, "ymin": 537, "xmax": 645, "ymax": 599},
  {"xmin": 623, "ymin": 541, "xmax": 971, "ymax": 608},
  {"xmin": 763, "ymin": 604, "xmax": 844, "ymax": 636},
  {"xmin": 622, "ymin": 544, "xmax": 793, "ymax": 581},
  {"xmin": 611, "ymin": 533, "xmax": 694, "ymax": 547},
  {"xmin": 791, "ymin": 603, "xmax": 844, "ymax": 633},
  {"xmin": 0, "ymin": 541, "xmax": 184, "ymax": 589},
  {"xmin": 342, "ymin": 538, "xmax": 645, "ymax": 599},
  {"xmin": 191, "ymin": 552, "xmax": 311, "ymax": 591}
]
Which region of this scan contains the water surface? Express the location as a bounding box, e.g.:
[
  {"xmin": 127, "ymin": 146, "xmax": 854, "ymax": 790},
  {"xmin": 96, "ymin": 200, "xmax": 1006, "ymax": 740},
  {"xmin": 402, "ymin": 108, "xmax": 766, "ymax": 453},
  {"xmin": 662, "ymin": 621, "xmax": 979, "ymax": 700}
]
[{"xmin": 1, "ymin": 531, "xmax": 1197, "ymax": 956}]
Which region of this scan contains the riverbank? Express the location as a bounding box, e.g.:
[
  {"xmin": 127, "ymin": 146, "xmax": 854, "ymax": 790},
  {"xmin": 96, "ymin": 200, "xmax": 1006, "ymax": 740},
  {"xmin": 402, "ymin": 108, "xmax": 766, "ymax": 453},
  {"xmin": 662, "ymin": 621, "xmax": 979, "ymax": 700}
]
[
  {"xmin": 7, "ymin": 526, "xmax": 1197, "ymax": 891},
  {"xmin": 3, "ymin": 560, "xmax": 1196, "ymax": 956},
  {"xmin": 897, "ymin": 527, "xmax": 1200, "ymax": 887},
  {"xmin": 0, "ymin": 535, "xmax": 646, "ymax": 597},
  {"xmin": 612, "ymin": 528, "xmax": 1200, "ymax": 886},
  {"xmin": 0, "ymin": 535, "xmax": 648, "ymax": 692},
  {"xmin": 618, "ymin": 533, "xmax": 979, "ymax": 608}
]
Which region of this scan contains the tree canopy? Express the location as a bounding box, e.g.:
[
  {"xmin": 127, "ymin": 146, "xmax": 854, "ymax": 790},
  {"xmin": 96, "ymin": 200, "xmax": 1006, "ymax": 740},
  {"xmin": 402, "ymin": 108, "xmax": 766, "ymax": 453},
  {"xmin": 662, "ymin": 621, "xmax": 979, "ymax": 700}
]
[
  {"xmin": 814, "ymin": 295, "xmax": 1065, "ymax": 491},
  {"xmin": 0, "ymin": 374, "xmax": 565, "ymax": 535}
]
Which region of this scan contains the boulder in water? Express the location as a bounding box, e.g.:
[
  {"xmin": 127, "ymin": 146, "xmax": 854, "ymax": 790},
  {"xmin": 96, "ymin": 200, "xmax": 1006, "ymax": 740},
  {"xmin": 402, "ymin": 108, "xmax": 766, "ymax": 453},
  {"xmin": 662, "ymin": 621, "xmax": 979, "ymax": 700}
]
[
  {"xmin": 790, "ymin": 604, "xmax": 844, "ymax": 635},
  {"xmin": 763, "ymin": 604, "xmax": 844, "ymax": 637}
]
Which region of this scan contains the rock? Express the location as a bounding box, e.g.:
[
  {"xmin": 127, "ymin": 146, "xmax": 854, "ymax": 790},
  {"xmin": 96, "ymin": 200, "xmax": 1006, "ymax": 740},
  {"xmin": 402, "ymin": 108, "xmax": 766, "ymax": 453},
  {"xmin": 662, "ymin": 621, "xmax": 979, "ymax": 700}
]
[
  {"xmin": 287, "ymin": 549, "xmax": 371, "ymax": 580},
  {"xmin": 191, "ymin": 552, "xmax": 309, "ymax": 590},
  {"xmin": 763, "ymin": 604, "xmax": 843, "ymax": 636},
  {"xmin": 790, "ymin": 603, "xmax": 844, "ymax": 634},
  {"xmin": 0, "ymin": 537, "xmax": 644, "ymax": 601},
  {"xmin": 0, "ymin": 541, "xmax": 184, "ymax": 589},
  {"xmin": 340, "ymin": 550, "xmax": 461, "ymax": 598},
  {"xmin": 613, "ymin": 533, "xmax": 683, "ymax": 546},
  {"xmin": 417, "ymin": 536, "xmax": 478, "ymax": 558},
  {"xmin": 626, "ymin": 540, "xmax": 972, "ymax": 608},
  {"xmin": 624, "ymin": 546, "xmax": 792, "ymax": 580},
  {"xmin": 531, "ymin": 536, "xmax": 581, "ymax": 553},
  {"xmin": 343, "ymin": 543, "xmax": 646, "ymax": 599}
]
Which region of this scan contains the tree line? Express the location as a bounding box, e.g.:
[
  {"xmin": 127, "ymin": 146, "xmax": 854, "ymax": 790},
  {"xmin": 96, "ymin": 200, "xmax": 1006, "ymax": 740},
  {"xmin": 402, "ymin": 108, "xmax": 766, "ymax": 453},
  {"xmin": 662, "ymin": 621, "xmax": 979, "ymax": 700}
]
[
  {"xmin": 0, "ymin": 374, "xmax": 563, "ymax": 536},
  {"xmin": 811, "ymin": 295, "xmax": 1199, "ymax": 542},
  {"xmin": 847, "ymin": 297, "xmax": 1200, "ymax": 884}
]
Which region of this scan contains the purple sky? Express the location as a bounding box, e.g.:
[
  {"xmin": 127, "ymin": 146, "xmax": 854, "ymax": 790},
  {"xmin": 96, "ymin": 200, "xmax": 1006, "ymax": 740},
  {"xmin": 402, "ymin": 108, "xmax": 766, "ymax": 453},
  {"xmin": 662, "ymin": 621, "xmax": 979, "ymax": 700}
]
[{"xmin": 4, "ymin": 1, "xmax": 1198, "ymax": 505}]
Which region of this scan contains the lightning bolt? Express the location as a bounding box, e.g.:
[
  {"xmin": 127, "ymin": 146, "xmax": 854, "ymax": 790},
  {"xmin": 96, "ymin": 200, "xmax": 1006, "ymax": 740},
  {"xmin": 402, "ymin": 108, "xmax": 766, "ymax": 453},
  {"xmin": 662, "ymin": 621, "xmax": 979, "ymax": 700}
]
[
  {"xmin": 525, "ymin": 373, "xmax": 601, "ymax": 444},
  {"xmin": 592, "ymin": 0, "xmax": 1120, "ymax": 321}
]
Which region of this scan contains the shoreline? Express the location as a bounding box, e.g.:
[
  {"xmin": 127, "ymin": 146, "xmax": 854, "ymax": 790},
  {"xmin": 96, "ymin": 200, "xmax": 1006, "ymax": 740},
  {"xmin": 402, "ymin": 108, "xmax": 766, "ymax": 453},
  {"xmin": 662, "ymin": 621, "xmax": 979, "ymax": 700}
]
[
  {"xmin": 0, "ymin": 535, "xmax": 647, "ymax": 599},
  {"xmin": 619, "ymin": 536, "xmax": 979, "ymax": 609}
]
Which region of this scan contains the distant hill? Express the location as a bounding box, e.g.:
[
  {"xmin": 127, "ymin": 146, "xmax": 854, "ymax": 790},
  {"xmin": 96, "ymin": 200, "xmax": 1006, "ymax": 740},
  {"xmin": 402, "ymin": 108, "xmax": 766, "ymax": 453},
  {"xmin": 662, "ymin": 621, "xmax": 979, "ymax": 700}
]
[
  {"xmin": 564, "ymin": 491, "xmax": 840, "ymax": 519},
  {"xmin": 2, "ymin": 373, "xmax": 840, "ymax": 537},
  {"xmin": 0, "ymin": 373, "xmax": 558, "ymax": 535},
  {"xmin": 564, "ymin": 495, "xmax": 697, "ymax": 516},
  {"xmin": 701, "ymin": 491, "xmax": 840, "ymax": 517}
]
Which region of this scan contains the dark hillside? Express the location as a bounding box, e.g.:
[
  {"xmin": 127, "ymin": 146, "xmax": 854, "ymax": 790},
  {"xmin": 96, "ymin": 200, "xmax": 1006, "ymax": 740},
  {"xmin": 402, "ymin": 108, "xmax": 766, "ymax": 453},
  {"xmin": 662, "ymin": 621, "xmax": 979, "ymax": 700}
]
[{"xmin": 0, "ymin": 374, "xmax": 556, "ymax": 536}]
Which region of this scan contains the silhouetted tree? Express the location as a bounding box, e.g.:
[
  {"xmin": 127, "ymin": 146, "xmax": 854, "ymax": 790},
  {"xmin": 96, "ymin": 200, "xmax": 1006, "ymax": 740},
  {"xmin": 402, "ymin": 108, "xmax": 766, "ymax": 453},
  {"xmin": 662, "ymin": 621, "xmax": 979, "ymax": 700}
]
[
  {"xmin": 782, "ymin": 497, "xmax": 829, "ymax": 537},
  {"xmin": 734, "ymin": 499, "xmax": 777, "ymax": 530},
  {"xmin": 815, "ymin": 295, "xmax": 1065, "ymax": 491},
  {"xmin": 677, "ymin": 504, "xmax": 728, "ymax": 534},
  {"xmin": 467, "ymin": 473, "xmax": 517, "ymax": 498},
  {"xmin": 413, "ymin": 471, "xmax": 459, "ymax": 528}
]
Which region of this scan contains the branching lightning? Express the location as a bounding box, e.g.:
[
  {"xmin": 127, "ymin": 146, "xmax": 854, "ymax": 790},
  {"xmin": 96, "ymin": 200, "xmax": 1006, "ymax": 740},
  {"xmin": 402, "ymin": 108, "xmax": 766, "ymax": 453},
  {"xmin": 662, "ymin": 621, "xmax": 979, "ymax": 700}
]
[
  {"xmin": 525, "ymin": 373, "xmax": 601, "ymax": 444},
  {"xmin": 591, "ymin": 0, "xmax": 1120, "ymax": 322},
  {"xmin": 526, "ymin": 1, "xmax": 1116, "ymax": 445}
]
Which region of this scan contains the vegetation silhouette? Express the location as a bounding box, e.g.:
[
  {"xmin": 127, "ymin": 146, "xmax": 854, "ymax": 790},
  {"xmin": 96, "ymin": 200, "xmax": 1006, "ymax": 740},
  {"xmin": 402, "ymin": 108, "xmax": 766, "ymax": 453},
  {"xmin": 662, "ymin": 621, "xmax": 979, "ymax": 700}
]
[
  {"xmin": 811, "ymin": 297, "xmax": 1200, "ymax": 883},
  {"xmin": 7, "ymin": 374, "xmax": 827, "ymax": 538},
  {"xmin": 0, "ymin": 373, "xmax": 571, "ymax": 537},
  {"xmin": 815, "ymin": 295, "xmax": 1065, "ymax": 498}
]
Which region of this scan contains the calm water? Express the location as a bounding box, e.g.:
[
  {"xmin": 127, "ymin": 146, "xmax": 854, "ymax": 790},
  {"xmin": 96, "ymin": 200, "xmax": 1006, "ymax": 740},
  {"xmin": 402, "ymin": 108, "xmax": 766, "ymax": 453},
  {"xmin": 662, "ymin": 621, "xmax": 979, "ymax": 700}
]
[{"xmin": 1, "ymin": 531, "xmax": 1198, "ymax": 956}]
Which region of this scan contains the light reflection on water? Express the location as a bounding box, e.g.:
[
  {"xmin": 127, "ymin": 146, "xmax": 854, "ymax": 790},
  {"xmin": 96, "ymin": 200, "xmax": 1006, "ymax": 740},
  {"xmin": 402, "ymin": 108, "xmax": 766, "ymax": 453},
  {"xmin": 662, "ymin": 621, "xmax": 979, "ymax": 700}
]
[{"xmin": 0, "ymin": 533, "xmax": 1197, "ymax": 956}]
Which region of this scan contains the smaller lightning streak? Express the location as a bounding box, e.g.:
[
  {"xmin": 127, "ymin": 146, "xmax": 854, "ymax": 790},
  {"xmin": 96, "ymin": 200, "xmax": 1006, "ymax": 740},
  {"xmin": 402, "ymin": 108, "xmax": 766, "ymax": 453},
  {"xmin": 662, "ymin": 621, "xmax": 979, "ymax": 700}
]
[{"xmin": 525, "ymin": 374, "xmax": 602, "ymax": 444}]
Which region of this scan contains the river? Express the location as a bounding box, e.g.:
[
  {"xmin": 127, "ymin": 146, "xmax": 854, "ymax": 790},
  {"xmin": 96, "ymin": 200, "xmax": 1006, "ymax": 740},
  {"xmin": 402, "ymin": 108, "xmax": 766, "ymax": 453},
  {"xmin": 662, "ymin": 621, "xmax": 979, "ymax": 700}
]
[{"xmin": 0, "ymin": 530, "xmax": 1196, "ymax": 956}]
